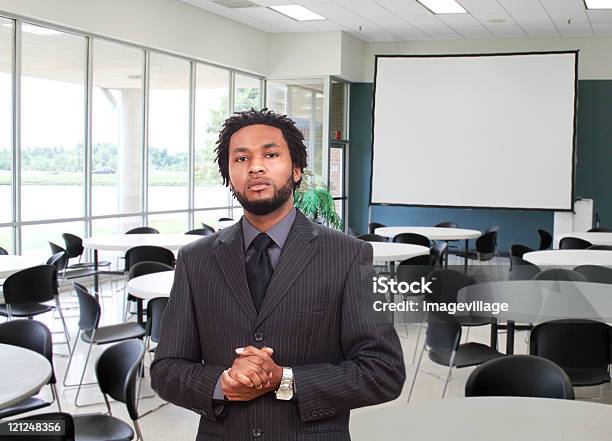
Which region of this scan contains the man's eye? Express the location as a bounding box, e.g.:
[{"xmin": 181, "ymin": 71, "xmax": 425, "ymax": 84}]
[
  {"xmin": 266, "ymin": 152, "xmax": 279, "ymax": 158},
  {"xmin": 236, "ymin": 156, "xmax": 248, "ymax": 162}
]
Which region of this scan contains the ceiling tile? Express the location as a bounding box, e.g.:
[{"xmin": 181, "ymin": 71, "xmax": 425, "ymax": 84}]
[
  {"xmin": 437, "ymin": 13, "xmax": 494, "ymax": 39},
  {"xmin": 587, "ymin": 10, "xmax": 612, "ymax": 36},
  {"xmin": 459, "ymin": 0, "xmax": 526, "ymax": 37},
  {"xmin": 539, "ymin": 0, "xmax": 594, "ymax": 37},
  {"xmin": 497, "ymin": 0, "xmax": 558, "ymax": 37}
]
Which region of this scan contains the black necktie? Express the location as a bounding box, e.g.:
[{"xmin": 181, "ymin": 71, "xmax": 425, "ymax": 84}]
[{"xmin": 246, "ymin": 233, "xmax": 274, "ymax": 313}]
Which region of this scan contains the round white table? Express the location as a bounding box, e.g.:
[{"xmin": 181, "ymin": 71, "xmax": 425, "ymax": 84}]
[
  {"xmin": 349, "ymin": 397, "xmax": 612, "ymax": 441},
  {"xmin": 128, "ymin": 270, "xmax": 174, "ymax": 301},
  {"xmin": 555, "ymin": 232, "xmax": 612, "ymax": 247},
  {"xmin": 0, "ymin": 255, "xmax": 44, "ymax": 279},
  {"xmin": 370, "ymin": 242, "xmax": 430, "ymax": 262},
  {"xmin": 83, "ymin": 233, "xmax": 201, "ymax": 291},
  {"xmin": 216, "ymin": 219, "xmax": 239, "ymax": 230},
  {"xmin": 0, "ymin": 344, "xmax": 52, "ymax": 411},
  {"xmin": 523, "ymin": 250, "xmax": 612, "ymax": 267},
  {"xmin": 375, "ymin": 226, "xmax": 481, "ymax": 272}
]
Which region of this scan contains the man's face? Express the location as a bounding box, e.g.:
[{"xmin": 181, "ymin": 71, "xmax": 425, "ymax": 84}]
[{"xmin": 228, "ymin": 124, "xmax": 301, "ymax": 216}]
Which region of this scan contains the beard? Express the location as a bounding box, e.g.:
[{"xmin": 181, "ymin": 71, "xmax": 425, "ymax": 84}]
[{"xmin": 232, "ymin": 173, "xmax": 294, "ymax": 216}]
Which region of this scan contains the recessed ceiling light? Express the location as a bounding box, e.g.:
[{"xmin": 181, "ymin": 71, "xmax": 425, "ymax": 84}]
[
  {"xmin": 417, "ymin": 0, "xmax": 467, "ymax": 14},
  {"xmin": 268, "ymin": 5, "xmax": 326, "ymax": 21},
  {"xmin": 585, "ymin": 0, "xmax": 612, "ymax": 9},
  {"xmin": 488, "ymin": 18, "xmax": 507, "ymax": 23}
]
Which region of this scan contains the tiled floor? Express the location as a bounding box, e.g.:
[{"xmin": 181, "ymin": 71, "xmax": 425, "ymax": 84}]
[{"xmin": 8, "ymin": 258, "xmax": 612, "ymax": 440}]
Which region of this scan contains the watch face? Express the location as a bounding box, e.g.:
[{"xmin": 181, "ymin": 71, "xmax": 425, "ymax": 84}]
[{"xmin": 276, "ymin": 387, "xmax": 293, "ymax": 400}]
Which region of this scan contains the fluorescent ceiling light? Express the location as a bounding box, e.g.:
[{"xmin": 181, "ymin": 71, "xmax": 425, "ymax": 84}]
[
  {"xmin": 268, "ymin": 5, "xmax": 326, "ymax": 21},
  {"xmin": 585, "ymin": 0, "xmax": 612, "ymax": 9},
  {"xmin": 417, "ymin": 0, "xmax": 467, "ymax": 14}
]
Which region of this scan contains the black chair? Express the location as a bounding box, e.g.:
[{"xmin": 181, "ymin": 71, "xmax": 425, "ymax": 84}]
[
  {"xmin": 393, "ymin": 232, "xmax": 431, "ymax": 248},
  {"xmin": 573, "ymin": 265, "xmax": 612, "ymax": 284},
  {"xmin": 49, "ymin": 242, "xmax": 98, "ymax": 285},
  {"xmin": 45, "ymin": 251, "xmax": 73, "ymax": 351},
  {"xmin": 218, "ymin": 217, "xmax": 233, "ymax": 222},
  {"xmin": 508, "ymin": 257, "xmax": 541, "ymax": 281},
  {"xmin": 435, "ymin": 221, "xmax": 458, "ymax": 228},
  {"xmin": 368, "ymin": 222, "xmax": 386, "ymax": 235},
  {"xmin": 532, "ymin": 269, "xmax": 587, "ymax": 282},
  {"xmin": 510, "ymin": 244, "xmax": 534, "ymax": 259},
  {"xmin": 0, "ymin": 246, "xmax": 8, "ymax": 255},
  {"xmin": 124, "ymin": 246, "xmax": 175, "ymax": 272},
  {"xmin": 72, "ymin": 339, "xmax": 146, "ymax": 441},
  {"xmin": 185, "ymin": 228, "xmax": 214, "ymax": 236},
  {"xmin": 0, "ymin": 320, "xmax": 62, "ymax": 418},
  {"xmin": 430, "ymin": 242, "xmax": 448, "ymax": 268},
  {"xmin": 559, "ymin": 237, "xmax": 592, "ymax": 250},
  {"xmin": 0, "ymin": 412, "xmax": 74, "ymax": 441},
  {"xmin": 125, "ymin": 226, "xmax": 159, "ymax": 234},
  {"xmin": 408, "ymin": 312, "xmax": 503, "ymax": 402},
  {"xmin": 62, "ymin": 233, "xmax": 111, "ymax": 271},
  {"xmin": 200, "ymin": 223, "xmax": 216, "ymax": 234},
  {"xmin": 537, "ymin": 229, "xmax": 553, "ymax": 250},
  {"xmin": 530, "ymin": 319, "xmax": 611, "ymax": 387},
  {"xmin": 465, "ymin": 355, "xmax": 574, "ymax": 400},
  {"xmin": 126, "ymin": 261, "xmax": 173, "ymax": 323},
  {"xmin": 457, "ymin": 231, "xmax": 502, "ymax": 278},
  {"xmin": 357, "ymin": 233, "xmax": 388, "ymax": 242},
  {"xmin": 588, "ymin": 227, "xmax": 612, "ymax": 232},
  {"xmin": 588, "ymin": 245, "xmax": 612, "ymax": 250},
  {"xmin": 63, "ymin": 283, "xmax": 145, "ymax": 407}
]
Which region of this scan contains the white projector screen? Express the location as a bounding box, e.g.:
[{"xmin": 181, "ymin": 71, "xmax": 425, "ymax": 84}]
[{"xmin": 370, "ymin": 52, "xmax": 577, "ymax": 211}]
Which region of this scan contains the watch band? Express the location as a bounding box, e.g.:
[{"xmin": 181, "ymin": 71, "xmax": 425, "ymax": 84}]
[{"xmin": 275, "ymin": 367, "xmax": 294, "ymax": 400}]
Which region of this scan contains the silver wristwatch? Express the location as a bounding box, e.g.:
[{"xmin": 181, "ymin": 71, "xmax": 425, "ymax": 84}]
[{"xmin": 275, "ymin": 367, "xmax": 294, "ymax": 400}]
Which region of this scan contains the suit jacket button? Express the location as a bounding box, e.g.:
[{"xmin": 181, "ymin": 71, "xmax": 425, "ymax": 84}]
[
  {"xmin": 254, "ymin": 332, "xmax": 264, "ymax": 342},
  {"xmin": 330, "ymin": 407, "xmax": 336, "ymax": 414},
  {"xmin": 252, "ymin": 428, "xmax": 263, "ymax": 438},
  {"xmin": 311, "ymin": 410, "xmax": 318, "ymax": 417}
]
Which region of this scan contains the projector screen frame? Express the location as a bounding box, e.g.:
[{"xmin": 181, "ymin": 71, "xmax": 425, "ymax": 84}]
[{"xmin": 368, "ymin": 50, "xmax": 579, "ymax": 212}]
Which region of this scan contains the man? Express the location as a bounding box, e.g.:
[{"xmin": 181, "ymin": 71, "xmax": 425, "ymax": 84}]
[{"xmin": 151, "ymin": 108, "xmax": 405, "ymax": 440}]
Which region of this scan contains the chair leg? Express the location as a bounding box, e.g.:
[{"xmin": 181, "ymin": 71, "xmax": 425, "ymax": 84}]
[
  {"xmin": 63, "ymin": 330, "xmax": 98, "ymax": 390},
  {"xmin": 407, "ymin": 340, "xmax": 426, "ymax": 403},
  {"xmin": 74, "ymin": 340, "xmax": 99, "ymax": 407},
  {"xmin": 51, "ymin": 383, "xmax": 62, "ymax": 412},
  {"xmin": 412, "ymin": 321, "xmax": 424, "ymax": 364},
  {"xmin": 134, "ymin": 419, "xmax": 145, "ymax": 441},
  {"xmin": 442, "ymin": 350, "xmax": 457, "ymax": 398},
  {"xmin": 54, "ymin": 297, "xmax": 72, "ymax": 355}
]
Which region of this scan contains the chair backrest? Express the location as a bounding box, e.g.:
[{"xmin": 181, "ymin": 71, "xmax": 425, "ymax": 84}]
[
  {"xmin": 430, "ymin": 242, "xmax": 448, "ymax": 268},
  {"xmin": 96, "ymin": 339, "xmax": 145, "ymax": 421},
  {"xmin": 559, "ymin": 237, "xmax": 592, "ymax": 250},
  {"xmin": 128, "ymin": 261, "xmax": 173, "ymax": 281},
  {"xmin": 0, "ymin": 320, "xmax": 56, "ymax": 384},
  {"xmin": 73, "ymin": 282, "xmax": 101, "ymax": 332},
  {"xmin": 124, "ymin": 246, "xmax": 175, "ymax": 272},
  {"xmin": 49, "ymin": 241, "xmax": 66, "ymax": 256},
  {"xmin": 368, "ymin": 222, "xmax": 386, "ymax": 235},
  {"xmin": 532, "ymin": 269, "xmax": 587, "ymax": 282},
  {"xmin": 508, "ymin": 257, "xmax": 541, "ymax": 281},
  {"xmin": 0, "ymin": 246, "xmax": 8, "ymax": 255},
  {"xmin": 397, "ymin": 255, "xmax": 435, "ymax": 284},
  {"xmin": 588, "ymin": 245, "xmax": 612, "ymax": 251},
  {"xmin": 530, "ymin": 319, "xmax": 611, "ymax": 378},
  {"xmin": 475, "ymin": 231, "xmax": 497, "ymax": 255},
  {"xmin": 125, "ymin": 226, "xmax": 159, "ymax": 235},
  {"xmin": 61, "ymin": 233, "xmax": 84, "ymax": 259},
  {"xmin": 465, "ymin": 355, "xmax": 574, "ymax": 400},
  {"xmin": 393, "ymin": 233, "xmax": 431, "ymax": 247},
  {"xmin": 425, "ymin": 312, "xmax": 461, "ymax": 354},
  {"xmin": 0, "ymin": 412, "xmax": 74, "ymax": 441},
  {"xmin": 426, "ymin": 269, "xmax": 476, "ymax": 305},
  {"xmin": 434, "ymin": 221, "xmax": 458, "ymax": 228},
  {"xmin": 357, "ymin": 234, "xmax": 388, "ymax": 243},
  {"xmin": 573, "ymin": 265, "xmax": 612, "ymax": 284},
  {"xmin": 46, "ymin": 251, "xmax": 68, "ymax": 276},
  {"xmin": 510, "ymin": 244, "xmax": 534, "ymax": 259},
  {"xmin": 185, "ymin": 228, "xmax": 214, "ymax": 236},
  {"xmin": 146, "ymin": 297, "xmax": 169, "ymax": 343},
  {"xmin": 588, "ymin": 227, "xmax": 612, "ymax": 232},
  {"xmin": 218, "ymin": 217, "xmax": 233, "ymax": 222},
  {"xmin": 3, "ymin": 265, "xmax": 57, "ymax": 305},
  {"xmin": 537, "ymin": 229, "xmax": 553, "ymax": 250},
  {"xmin": 200, "ymin": 223, "xmax": 216, "ymax": 234}
]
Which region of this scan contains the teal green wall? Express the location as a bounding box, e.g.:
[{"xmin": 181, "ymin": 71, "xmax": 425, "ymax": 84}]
[{"xmin": 348, "ymin": 81, "xmax": 612, "ymax": 252}]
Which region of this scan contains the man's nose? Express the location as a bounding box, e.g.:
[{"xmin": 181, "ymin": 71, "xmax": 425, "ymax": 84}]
[{"xmin": 248, "ymin": 157, "xmax": 265, "ymax": 174}]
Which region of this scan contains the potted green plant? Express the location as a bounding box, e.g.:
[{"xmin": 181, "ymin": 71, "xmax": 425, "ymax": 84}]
[{"xmin": 294, "ymin": 171, "xmax": 343, "ymax": 230}]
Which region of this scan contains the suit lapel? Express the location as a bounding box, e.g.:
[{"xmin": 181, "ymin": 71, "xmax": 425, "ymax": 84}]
[
  {"xmin": 214, "ymin": 222, "xmax": 258, "ymax": 322},
  {"xmin": 255, "ymin": 211, "xmax": 319, "ymax": 328}
]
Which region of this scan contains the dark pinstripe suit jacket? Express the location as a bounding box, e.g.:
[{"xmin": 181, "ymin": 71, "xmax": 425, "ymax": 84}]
[{"xmin": 150, "ymin": 211, "xmax": 405, "ymax": 441}]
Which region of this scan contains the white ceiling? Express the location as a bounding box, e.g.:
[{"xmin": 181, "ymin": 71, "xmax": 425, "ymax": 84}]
[{"xmin": 180, "ymin": 0, "xmax": 612, "ymax": 41}]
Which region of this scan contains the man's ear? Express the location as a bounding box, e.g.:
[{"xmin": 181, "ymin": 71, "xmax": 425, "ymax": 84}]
[{"xmin": 293, "ymin": 167, "xmax": 302, "ymax": 184}]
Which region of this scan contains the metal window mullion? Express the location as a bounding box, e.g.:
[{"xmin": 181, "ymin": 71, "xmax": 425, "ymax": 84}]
[
  {"xmin": 12, "ymin": 19, "xmax": 20, "ymax": 254},
  {"xmin": 322, "ymin": 77, "xmax": 331, "ymax": 187},
  {"xmin": 142, "ymin": 50, "xmax": 150, "ymax": 227},
  {"xmin": 188, "ymin": 61, "xmax": 196, "ymax": 230},
  {"xmin": 85, "ymin": 37, "xmax": 93, "ymax": 240}
]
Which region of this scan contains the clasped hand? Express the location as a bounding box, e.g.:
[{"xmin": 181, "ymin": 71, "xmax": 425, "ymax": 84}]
[{"xmin": 221, "ymin": 346, "xmax": 282, "ymax": 401}]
